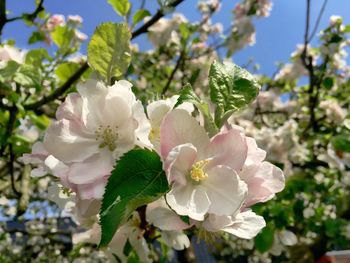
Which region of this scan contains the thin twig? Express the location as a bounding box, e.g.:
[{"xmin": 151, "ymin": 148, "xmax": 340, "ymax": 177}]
[
  {"xmin": 308, "ymin": 0, "xmax": 328, "ymax": 42},
  {"xmin": 162, "ymin": 50, "xmax": 186, "ymax": 95},
  {"xmin": 6, "ymin": 0, "xmax": 44, "ymax": 23}
]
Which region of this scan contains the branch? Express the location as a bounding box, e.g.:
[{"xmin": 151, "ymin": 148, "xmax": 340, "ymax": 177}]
[
  {"xmin": 23, "ymin": 0, "xmax": 186, "ymax": 111},
  {"xmin": 308, "ymin": 0, "xmax": 328, "ymax": 42},
  {"xmin": 162, "ymin": 50, "xmax": 186, "ymax": 95},
  {"xmin": 6, "ymin": 0, "xmax": 44, "ymax": 23},
  {"xmin": 0, "ymin": 0, "xmax": 6, "ymax": 38}
]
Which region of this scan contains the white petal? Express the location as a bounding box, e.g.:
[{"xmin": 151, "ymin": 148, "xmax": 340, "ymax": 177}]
[
  {"xmin": 129, "ymin": 227, "xmax": 152, "ymax": 263},
  {"xmin": 146, "ymin": 198, "xmax": 191, "ymax": 231},
  {"xmin": 44, "ymin": 119, "xmax": 99, "ymax": 163},
  {"xmin": 133, "ymin": 101, "xmax": 153, "ymax": 149},
  {"xmin": 161, "ymin": 230, "xmax": 190, "ymax": 250},
  {"xmin": 223, "ymin": 210, "xmax": 266, "ymax": 239},
  {"xmin": 166, "ymin": 184, "xmax": 210, "ymax": 221},
  {"xmin": 204, "ymin": 166, "xmax": 247, "ymax": 216}
]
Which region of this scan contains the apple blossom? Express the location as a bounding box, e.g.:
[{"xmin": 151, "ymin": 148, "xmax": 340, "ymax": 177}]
[
  {"xmin": 43, "ymin": 79, "xmax": 151, "ymax": 193},
  {"xmin": 46, "ymin": 14, "xmax": 65, "ymax": 31},
  {"xmin": 0, "ymin": 44, "xmax": 26, "ymax": 67},
  {"xmin": 160, "ymin": 109, "xmax": 249, "ymax": 220},
  {"xmin": 160, "ymin": 109, "xmax": 285, "ymax": 235}
]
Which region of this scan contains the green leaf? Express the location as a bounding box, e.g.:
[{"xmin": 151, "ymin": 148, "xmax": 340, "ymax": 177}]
[
  {"xmin": 28, "ymin": 31, "xmax": 46, "ymax": 44},
  {"xmin": 25, "ymin": 48, "xmax": 51, "ymax": 67},
  {"xmin": 175, "ymin": 83, "xmax": 218, "ymax": 137},
  {"xmin": 209, "ymin": 60, "xmax": 260, "ymax": 127},
  {"xmin": 132, "ymin": 9, "xmax": 151, "ymax": 25},
  {"xmin": 88, "ymin": 22, "xmax": 131, "ymax": 84},
  {"xmin": 55, "ymin": 62, "xmax": 80, "ymax": 82},
  {"xmin": 51, "ymin": 25, "xmax": 74, "ymax": 48},
  {"xmin": 322, "ymin": 77, "xmax": 334, "ymax": 89},
  {"xmin": 254, "ymin": 224, "xmax": 275, "ymax": 253},
  {"xmin": 0, "ymin": 61, "xmax": 20, "ymax": 81},
  {"xmin": 108, "ymin": 0, "xmax": 131, "ymax": 17},
  {"xmin": 14, "ymin": 64, "xmax": 41, "ymax": 88},
  {"xmin": 344, "ymin": 25, "xmax": 350, "ymax": 33},
  {"xmin": 331, "ymin": 134, "xmax": 350, "ymax": 153},
  {"xmin": 99, "ymin": 149, "xmax": 169, "ymax": 247}
]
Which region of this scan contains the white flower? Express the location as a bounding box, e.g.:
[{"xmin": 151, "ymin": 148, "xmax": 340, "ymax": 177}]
[
  {"xmin": 0, "ymin": 45, "xmax": 26, "ymax": 68},
  {"xmin": 320, "ymin": 100, "xmax": 346, "ymax": 124},
  {"xmin": 148, "ymin": 14, "xmax": 187, "ymax": 47},
  {"xmin": 43, "ymin": 79, "xmax": 152, "ymax": 197},
  {"xmin": 68, "ymin": 15, "xmax": 83, "ymax": 24},
  {"xmin": 160, "ymin": 109, "xmax": 249, "ymax": 220}
]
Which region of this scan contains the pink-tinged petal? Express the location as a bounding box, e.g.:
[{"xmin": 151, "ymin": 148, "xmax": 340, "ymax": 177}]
[
  {"xmin": 77, "ymin": 177, "xmax": 108, "ymax": 200},
  {"xmin": 56, "ymin": 93, "xmax": 83, "ymax": 122},
  {"xmin": 245, "ymin": 137, "xmax": 266, "ymax": 166},
  {"xmin": 44, "ymin": 119, "xmax": 99, "ymax": 163},
  {"xmin": 74, "ymin": 198, "xmax": 101, "ymax": 220},
  {"xmin": 240, "ymin": 162, "xmax": 285, "ymax": 207},
  {"xmin": 166, "ymin": 184, "xmax": 210, "ymax": 221},
  {"xmin": 204, "ymin": 165, "xmax": 247, "ymax": 216},
  {"xmin": 146, "ymin": 198, "xmax": 191, "ymax": 231},
  {"xmin": 160, "ymin": 109, "xmax": 210, "ymax": 160},
  {"xmin": 68, "ymin": 150, "xmax": 114, "ymax": 185},
  {"xmin": 164, "ymin": 143, "xmax": 197, "ymax": 182},
  {"xmin": 222, "ymin": 210, "xmax": 266, "ymax": 239},
  {"xmin": 206, "ymin": 129, "xmax": 248, "ymax": 172},
  {"xmin": 20, "ymin": 141, "xmax": 48, "ymax": 164}
]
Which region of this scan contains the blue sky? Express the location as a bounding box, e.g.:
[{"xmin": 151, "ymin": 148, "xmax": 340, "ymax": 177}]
[{"xmin": 3, "ymin": 0, "xmax": 350, "ymax": 76}]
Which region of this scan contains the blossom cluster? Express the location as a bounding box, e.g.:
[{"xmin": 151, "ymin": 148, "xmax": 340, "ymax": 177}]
[{"xmin": 22, "ymin": 79, "xmax": 285, "ymax": 261}]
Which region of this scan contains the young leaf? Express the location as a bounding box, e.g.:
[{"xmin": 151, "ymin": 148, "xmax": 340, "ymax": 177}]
[
  {"xmin": 14, "ymin": 64, "xmax": 41, "ymax": 88},
  {"xmin": 254, "ymin": 224, "xmax": 275, "ymax": 253},
  {"xmin": 175, "ymin": 84, "xmax": 218, "ymax": 137},
  {"xmin": 331, "ymin": 134, "xmax": 350, "ymax": 153},
  {"xmin": 108, "ymin": 0, "xmax": 131, "ymax": 17},
  {"xmin": 132, "ymin": 9, "xmax": 151, "ymax": 25},
  {"xmin": 99, "ymin": 149, "xmax": 169, "ymax": 247},
  {"xmin": 209, "ymin": 60, "xmax": 260, "ymax": 127},
  {"xmin": 88, "ymin": 22, "xmax": 131, "ymax": 84},
  {"xmin": 51, "ymin": 25, "xmax": 74, "ymax": 48}
]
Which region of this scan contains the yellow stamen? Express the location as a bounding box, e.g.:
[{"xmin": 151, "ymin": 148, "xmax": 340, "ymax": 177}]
[
  {"xmin": 95, "ymin": 125, "xmax": 118, "ymax": 151},
  {"xmin": 149, "ymin": 126, "xmax": 160, "ymax": 141},
  {"xmin": 190, "ymin": 160, "xmax": 210, "ymax": 182}
]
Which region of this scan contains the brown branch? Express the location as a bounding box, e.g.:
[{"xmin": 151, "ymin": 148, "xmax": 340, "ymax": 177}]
[
  {"xmin": 6, "ymin": 0, "xmax": 44, "ymax": 23},
  {"xmin": 23, "ymin": 0, "xmax": 186, "ymax": 111},
  {"xmin": 162, "ymin": 50, "xmax": 186, "ymax": 95}
]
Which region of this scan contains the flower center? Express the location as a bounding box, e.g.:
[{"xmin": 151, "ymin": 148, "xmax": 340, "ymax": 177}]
[
  {"xmin": 95, "ymin": 125, "xmax": 118, "ymax": 151},
  {"xmin": 190, "ymin": 160, "xmax": 210, "ymax": 182},
  {"xmin": 149, "ymin": 126, "xmax": 160, "ymax": 141}
]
